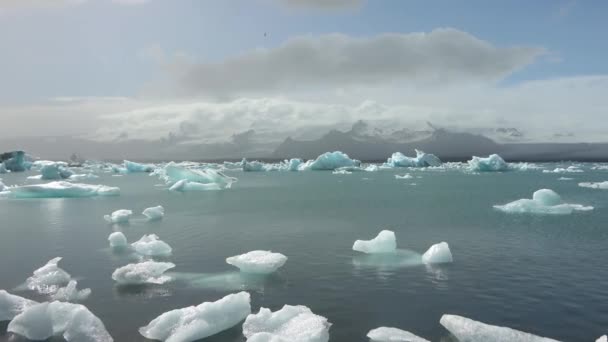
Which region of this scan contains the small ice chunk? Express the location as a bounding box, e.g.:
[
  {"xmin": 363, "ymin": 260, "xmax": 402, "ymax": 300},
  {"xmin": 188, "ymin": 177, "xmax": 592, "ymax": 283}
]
[
  {"xmin": 131, "ymin": 234, "xmax": 172, "ymax": 257},
  {"xmin": 542, "ymin": 166, "xmax": 583, "ymax": 174},
  {"xmin": 68, "ymin": 173, "xmax": 99, "ymax": 181},
  {"xmin": 0, "ymin": 290, "xmax": 38, "ymax": 320},
  {"xmin": 243, "ymin": 159, "xmax": 266, "ymax": 172},
  {"xmin": 557, "ymin": 177, "xmax": 573, "ymax": 181},
  {"xmin": 468, "ymin": 154, "xmax": 509, "ymax": 172},
  {"xmin": 5, "ymin": 181, "xmax": 119, "ymax": 198},
  {"xmin": 301, "ymin": 151, "xmax": 360, "ymax": 171},
  {"xmin": 332, "ymin": 169, "xmax": 352, "ymax": 175},
  {"xmin": 108, "ymin": 232, "xmax": 128, "ymax": 249},
  {"xmin": 353, "ymin": 230, "xmax": 397, "ymax": 254},
  {"xmin": 112, "ymin": 261, "xmax": 175, "ymax": 285},
  {"xmin": 226, "ymin": 251, "xmax": 287, "ymax": 274},
  {"xmin": 104, "ymin": 209, "xmax": 132, "ymax": 224},
  {"xmin": 25, "ymin": 257, "xmax": 71, "ymax": 294},
  {"xmin": 596, "ymin": 335, "xmax": 607, "ymax": 342},
  {"xmin": 287, "ymin": 158, "xmax": 303, "ymax": 171},
  {"xmin": 124, "ymin": 160, "xmax": 154, "ymax": 173},
  {"xmin": 494, "ymin": 189, "xmax": 593, "ymax": 215},
  {"xmin": 579, "ymin": 181, "xmax": 608, "ymax": 189},
  {"xmin": 39, "ymin": 163, "xmax": 73, "ymax": 180},
  {"xmin": 422, "ymin": 242, "xmax": 453, "ymax": 264},
  {"xmin": 384, "ymin": 150, "xmax": 442, "ymax": 168},
  {"xmin": 365, "ymin": 164, "xmax": 379, "ymax": 172},
  {"xmin": 0, "ymin": 179, "xmax": 6, "ymax": 191},
  {"xmin": 160, "ymin": 162, "xmax": 237, "ymax": 189},
  {"xmin": 243, "ymin": 305, "xmax": 331, "ymax": 342},
  {"xmin": 139, "ymin": 291, "xmax": 251, "ymax": 342},
  {"xmin": 169, "ymin": 179, "xmax": 223, "ymax": 191},
  {"xmin": 439, "ymin": 314, "xmax": 560, "ymax": 342},
  {"xmin": 395, "ymin": 174, "xmax": 413, "ymax": 179},
  {"xmin": 367, "ymin": 327, "xmax": 430, "ymax": 342},
  {"xmin": 7, "ymin": 301, "xmax": 113, "ymax": 342},
  {"xmin": 50, "ymin": 280, "xmax": 91, "ymax": 302},
  {"xmin": 142, "ymin": 205, "xmax": 165, "ymax": 220}
]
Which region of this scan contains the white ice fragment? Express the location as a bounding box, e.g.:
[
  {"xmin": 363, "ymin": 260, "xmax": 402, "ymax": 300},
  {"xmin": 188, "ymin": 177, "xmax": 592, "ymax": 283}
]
[
  {"xmin": 367, "ymin": 327, "xmax": 430, "ymax": 342},
  {"xmin": 384, "ymin": 150, "xmax": 442, "ymax": 168},
  {"xmin": 365, "ymin": 164, "xmax": 379, "ymax": 172},
  {"xmin": 124, "ymin": 160, "xmax": 154, "ymax": 173},
  {"xmin": 50, "ymin": 280, "xmax": 91, "ymax": 302},
  {"xmin": 131, "ymin": 234, "xmax": 172, "ymax": 257},
  {"xmin": 439, "ymin": 314, "xmax": 560, "ymax": 342},
  {"xmin": 169, "ymin": 179, "xmax": 223, "ymax": 191},
  {"xmin": 5, "ymin": 181, "xmax": 119, "ymax": 198},
  {"xmin": 139, "ymin": 291, "xmax": 251, "ymax": 342},
  {"xmin": 579, "ymin": 181, "xmax": 608, "ymax": 189},
  {"xmin": 300, "ymin": 151, "xmax": 360, "ymax": 171},
  {"xmin": 226, "ymin": 250, "xmax": 287, "ymax": 274},
  {"xmin": 104, "ymin": 209, "xmax": 132, "ymax": 224},
  {"xmin": 557, "ymin": 177, "xmax": 573, "ymax": 181},
  {"xmin": 160, "ymin": 162, "xmax": 236, "ymax": 189},
  {"xmin": 422, "ymin": 242, "xmax": 453, "ymax": 264},
  {"xmin": 243, "ymin": 305, "xmax": 331, "ymax": 342},
  {"xmin": 494, "ymin": 189, "xmax": 593, "ymax": 215},
  {"xmin": 395, "ymin": 174, "xmax": 413, "ymax": 179},
  {"xmin": 0, "ymin": 290, "xmax": 38, "ymax": 320},
  {"xmin": 542, "ymin": 166, "xmax": 583, "ymax": 174},
  {"xmin": 353, "ymin": 230, "xmax": 397, "ymax": 254},
  {"xmin": 287, "ymin": 158, "xmax": 303, "ymax": 171},
  {"xmin": 142, "ymin": 205, "xmax": 165, "ymax": 220},
  {"xmin": 108, "ymin": 232, "xmax": 128, "ymax": 249},
  {"xmin": 243, "ymin": 159, "xmax": 266, "ymax": 172},
  {"xmin": 68, "ymin": 173, "xmax": 99, "ymax": 181},
  {"xmin": 468, "ymin": 154, "xmax": 509, "ymax": 172},
  {"xmin": 596, "ymin": 335, "xmax": 607, "ymax": 342},
  {"xmin": 332, "ymin": 169, "xmax": 352, "ymax": 175},
  {"xmin": 0, "ymin": 179, "xmax": 5, "ymax": 191},
  {"xmin": 112, "ymin": 261, "xmax": 175, "ymax": 285},
  {"xmin": 25, "ymin": 257, "xmax": 71, "ymax": 294}
]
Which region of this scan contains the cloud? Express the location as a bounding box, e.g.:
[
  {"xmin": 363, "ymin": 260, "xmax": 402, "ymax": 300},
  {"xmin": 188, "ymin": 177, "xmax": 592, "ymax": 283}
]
[
  {"xmin": 277, "ymin": 0, "xmax": 362, "ymax": 10},
  {"xmin": 171, "ymin": 29, "xmax": 545, "ymax": 98}
]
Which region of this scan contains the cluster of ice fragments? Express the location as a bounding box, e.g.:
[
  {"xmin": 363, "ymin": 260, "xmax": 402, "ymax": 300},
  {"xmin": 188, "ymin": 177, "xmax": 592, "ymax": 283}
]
[
  {"xmin": 243, "ymin": 304, "xmax": 331, "ymax": 342},
  {"xmin": 468, "ymin": 154, "xmax": 509, "ymax": 172},
  {"xmin": 384, "ymin": 150, "xmax": 442, "ymax": 168},
  {"xmin": 226, "ymin": 250, "xmax": 288, "ymax": 274},
  {"xmin": 579, "ymin": 181, "xmax": 608, "ymax": 190},
  {"xmin": 24, "ymin": 257, "xmax": 91, "ymax": 302},
  {"xmin": 543, "ymin": 166, "xmax": 584, "ymax": 174},
  {"xmin": 494, "ymin": 189, "xmax": 593, "ymax": 215},
  {"xmin": 159, "ymin": 162, "xmax": 237, "ymax": 191}
]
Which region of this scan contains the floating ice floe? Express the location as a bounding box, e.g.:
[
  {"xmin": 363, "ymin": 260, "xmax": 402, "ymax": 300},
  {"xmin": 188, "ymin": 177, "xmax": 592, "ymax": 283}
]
[
  {"xmin": 365, "ymin": 164, "xmax": 380, "ymax": 172},
  {"xmin": 68, "ymin": 173, "xmax": 99, "ymax": 181},
  {"xmin": 367, "ymin": 327, "xmax": 430, "ymax": 342},
  {"xmin": 0, "ymin": 163, "xmax": 7, "ymax": 174},
  {"xmin": 0, "ymin": 179, "xmax": 6, "ymax": 191},
  {"xmin": 1, "ymin": 151, "xmax": 28, "ymax": 172},
  {"xmin": 332, "ymin": 169, "xmax": 352, "ymax": 175},
  {"xmin": 139, "ymin": 291, "xmax": 251, "ymax": 342},
  {"xmin": 226, "ymin": 250, "xmax": 288, "ymax": 274},
  {"xmin": 543, "ymin": 166, "xmax": 583, "ymax": 174},
  {"xmin": 597, "ymin": 335, "xmax": 607, "ymax": 342},
  {"xmin": 104, "ymin": 209, "xmax": 133, "ymax": 224},
  {"xmin": 50, "ymin": 280, "xmax": 91, "ymax": 302},
  {"xmin": 395, "ymin": 174, "xmax": 413, "ymax": 179},
  {"xmin": 25, "ymin": 257, "xmax": 71, "ymax": 295},
  {"xmin": 439, "ymin": 314, "xmax": 560, "ymax": 342},
  {"xmin": 243, "ymin": 305, "xmax": 331, "ymax": 342},
  {"xmin": 579, "ymin": 181, "xmax": 608, "ymax": 190},
  {"xmin": 422, "ymin": 242, "xmax": 453, "ymax": 264},
  {"xmin": 143, "ymin": 205, "xmax": 165, "ymax": 220},
  {"xmin": 124, "ymin": 160, "xmax": 154, "ymax": 173},
  {"xmin": 300, "ymin": 151, "xmax": 360, "ymax": 171},
  {"xmin": 132, "ymin": 234, "xmax": 172, "ymax": 257},
  {"xmin": 108, "ymin": 232, "xmax": 128, "ymax": 249},
  {"xmin": 243, "ymin": 159, "xmax": 268, "ymax": 172},
  {"xmin": 353, "ymin": 230, "xmax": 397, "ymax": 254},
  {"xmin": 384, "ymin": 150, "xmax": 442, "ymax": 168},
  {"xmin": 494, "ymin": 189, "xmax": 593, "ymax": 215},
  {"xmin": 467, "ymin": 154, "xmax": 509, "ymax": 172},
  {"xmin": 3, "ymin": 181, "xmax": 119, "ymax": 198},
  {"xmin": 286, "ymin": 158, "xmax": 303, "ymax": 171},
  {"xmin": 160, "ymin": 162, "xmax": 237, "ymax": 190},
  {"xmin": 0, "ymin": 290, "xmax": 37, "ymax": 320},
  {"xmin": 112, "ymin": 261, "xmax": 175, "ymax": 285},
  {"xmin": 169, "ymin": 179, "xmax": 224, "ymax": 191},
  {"xmin": 557, "ymin": 177, "xmax": 573, "ymax": 181},
  {"xmin": 8, "ymin": 301, "xmax": 113, "ymax": 342}
]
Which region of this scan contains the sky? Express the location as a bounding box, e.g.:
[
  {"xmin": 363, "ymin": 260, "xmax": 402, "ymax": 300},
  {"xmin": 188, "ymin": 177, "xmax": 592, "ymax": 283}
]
[{"xmin": 1, "ymin": 0, "xmax": 607, "ymax": 144}]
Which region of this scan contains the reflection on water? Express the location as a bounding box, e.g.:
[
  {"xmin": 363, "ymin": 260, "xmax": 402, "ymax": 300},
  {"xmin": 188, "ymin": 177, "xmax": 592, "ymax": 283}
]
[
  {"xmin": 169, "ymin": 271, "xmax": 287, "ymax": 294},
  {"xmin": 113, "ymin": 283, "xmax": 173, "ymax": 299},
  {"xmin": 424, "ymin": 263, "xmax": 451, "ymax": 290},
  {"xmin": 352, "ymin": 249, "xmax": 423, "ymax": 270}
]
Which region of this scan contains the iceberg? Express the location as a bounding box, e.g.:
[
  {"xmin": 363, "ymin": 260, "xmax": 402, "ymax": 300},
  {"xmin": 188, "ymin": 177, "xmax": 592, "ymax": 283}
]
[
  {"xmin": 5, "ymin": 181, "xmax": 119, "ymax": 198},
  {"xmin": 300, "ymin": 151, "xmax": 360, "ymax": 171},
  {"xmin": 139, "ymin": 291, "xmax": 251, "ymax": 342},
  {"xmin": 395, "ymin": 174, "xmax": 413, "ymax": 179},
  {"xmin": 1, "ymin": 151, "xmax": 27, "ymax": 172},
  {"xmin": 160, "ymin": 162, "xmax": 237, "ymax": 189},
  {"xmin": 421, "ymin": 242, "xmax": 453, "ymax": 264},
  {"xmin": 112, "ymin": 261, "xmax": 175, "ymax": 285},
  {"xmin": 579, "ymin": 181, "xmax": 608, "ymax": 190},
  {"xmin": 50, "ymin": 280, "xmax": 91, "ymax": 302},
  {"xmin": 143, "ymin": 205, "xmax": 165, "ymax": 220},
  {"xmin": 439, "ymin": 314, "xmax": 560, "ymax": 342},
  {"xmin": 132, "ymin": 234, "xmax": 172, "ymax": 257},
  {"xmin": 124, "ymin": 160, "xmax": 154, "ymax": 173},
  {"xmin": 104, "ymin": 209, "xmax": 132, "ymax": 224},
  {"xmin": 367, "ymin": 327, "xmax": 430, "ymax": 342},
  {"xmin": 494, "ymin": 189, "xmax": 593, "ymax": 215},
  {"xmin": 0, "ymin": 290, "xmax": 37, "ymax": 320},
  {"xmin": 365, "ymin": 164, "xmax": 379, "ymax": 172},
  {"xmin": 25, "ymin": 257, "xmax": 71, "ymax": 294},
  {"xmin": 243, "ymin": 159, "xmax": 266, "ymax": 172},
  {"xmin": 0, "ymin": 179, "xmax": 5, "ymax": 191},
  {"xmin": 468, "ymin": 154, "xmax": 509, "ymax": 172},
  {"xmin": 226, "ymin": 250, "xmax": 287, "ymax": 274},
  {"xmin": 353, "ymin": 230, "xmax": 397, "ymax": 254},
  {"xmin": 243, "ymin": 305, "xmax": 331, "ymax": 342},
  {"xmin": 384, "ymin": 150, "xmax": 442, "ymax": 168},
  {"xmin": 39, "ymin": 162, "xmax": 73, "ymax": 180},
  {"xmin": 7, "ymin": 301, "xmax": 113, "ymax": 342},
  {"xmin": 108, "ymin": 232, "xmax": 128, "ymax": 249},
  {"xmin": 287, "ymin": 158, "xmax": 303, "ymax": 171}
]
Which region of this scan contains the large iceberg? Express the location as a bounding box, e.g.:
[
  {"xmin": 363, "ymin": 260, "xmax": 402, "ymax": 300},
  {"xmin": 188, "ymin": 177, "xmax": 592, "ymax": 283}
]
[
  {"xmin": 367, "ymin": 327, "xmax": 430, "ymax": 342},
  {"xmin": 468, "ymin": 154, "xmax": 509, "ymax": 172},
  {"xmin": 243, "ymin": 305, "xmax": 331, "ymax": 342},
  {"xmin": 104, "ymin": 209, "xmax": 133, "ymax": 224},
  {"xmin": 160, "ymin": 162, "xmax": 237, "ymax": 189},
  {"xmin": 139, "ymin": 291, "xmax": 251, "ymax": 342},
  {"xmin": 300, "ymin": 151, "xmax": 360, "ymax": 171},
  {"xmin": 50, "ymin": 280, "xmax": 91, "ymax": 302},
  {"xmin": 112, "ymin": 261, "xmax": 175, "ymax": 285},
  {"xmin": 143, "ymin": 205, "xmax": 165, "ymax": 220},
  {"xmin": 8, "ymin": 301, "xmax": 113, "ymax": 342},
  {"xmin": 494, "ymin": 189, "xmax": 593, "ymax": 215},
  {"xmin": 226, "ymin": 250, "xmax": 287, "ymax": 274},
  {"xmin": 124, "ymin": 160, "xmax": 154, "ymax": 173},
  {"xmin": 25, "ymin": 257, "xmax": 71, "ymax": 294},
  {"xmin": 421, "ymin": 242, "xmax": 453, "ymax": 264},
  {"xmin": 384, "ymin": 150, "xmax": 442, "ymax": 168},
  {"xmin": 352, "ymin": 230, "xmax": 397, "ymax": 254},
  {"xmin": 439, "ymin": 314, "xmax": 560, "ymax": 342},
  {"xmin": 0, "ymin": 290, "xmax": 37, "ymax": 320},
  {"xmin": 4, "ymin": 181, "xmax": 119, "ymax": 198},
  {"xmin": 132, "ymin": 234, "xmax": 172, "ymax": 257},
  {"xmin": 108, "ymin": 232, "xmax": 128, "ymax": 249},
  {"xmin": 579, "ymin": 181, "xmax": 608, "ymax": 190}
]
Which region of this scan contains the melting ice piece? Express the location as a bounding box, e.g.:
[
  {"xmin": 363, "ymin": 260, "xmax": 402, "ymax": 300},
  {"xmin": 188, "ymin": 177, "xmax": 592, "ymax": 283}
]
[
  {"xmin": 108, "ymin": 232, "xmax": 128, "ymax": 249},
  {"xmin": 494, "ymin": 189, "xmax": 593, "ymax": 215},
  {"xmin": 226, "ymin": 251, "xmax": 288, "ymax": 274},
  {"xmin": 50, "ymin": 280, "xmax": 91, "ymax": 302},
  {"xmin": 301, "ymin": 151, "xmax": 360, "ymax": 171},
  {"xmin": 104, "ymin": 209, "xmax": 132, "ymax": 224},
  {"xmin": 579, "ymin": 181, "xmax": 608, "ymax": 190},
  {"xmin": 5, "ymin": 181, "xmax": 119, "ymax": 198},
  {"xmin": 25, "ymin": 257, "xmax": 71, "ymax": 294},
  {"xmin": 353, "ymin": 230, "xmax": 397, "ymax": 254},
  {"xmin": 439, "ymin": 314, "xmax": 560, "ymax": 342},
  {"xmin": 467, "ymin": 154, "xmax": 509, "ymax": 172},
  {"xmin": 124, "ymin": 160, "xmax": 154, "ymax": 173},
  {"xmin": 139, "ymin": 291, "xmax": 251, "ymax": 342},
  {"xmin": 243, "ymin": 305, "xmax": 331, "ymax": 342},
  {"xmin": 160, "ymin": 162, "xmax": 237, "ymax": 189},
  {"xmin": 0, "ymin": 290, "xmax": 38, "ymax": 320},
  {"xmin": 395, "ymin": 174, "xmax": 413, "ymax": 179},
  {"xmin": 131, "ymin": 234, "xmax": 172, "ymax": 257},
  {"xmin": 421, "ymin": 242, "xmax": 453, "ymax": 264},
  {"xmin": 169, "ymin": 179, "xmax": 223, "ymax": 191},
  {"xmin": 8, "ymin": 301, "xmax": 113, "ymax": 342},
  {"xmin": 142, "ymin": 205, "xmax": 165, "ymax": 221},
  {"xmin": 112, "ymin": 261, "xmax": 175, "ymax": 285},
  {"xmin": 384, "ymin": 150, "xmax": 442, "ymax": 168},
  {"xmin": 367, "ymin": 327, "xmax": 430, "ymax": 342}
]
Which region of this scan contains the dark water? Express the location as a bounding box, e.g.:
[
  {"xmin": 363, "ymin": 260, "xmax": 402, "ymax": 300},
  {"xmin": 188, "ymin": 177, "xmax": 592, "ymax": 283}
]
[{"xmin": 1, "ymin": 165, "xmax": 607, "ymax": 341}]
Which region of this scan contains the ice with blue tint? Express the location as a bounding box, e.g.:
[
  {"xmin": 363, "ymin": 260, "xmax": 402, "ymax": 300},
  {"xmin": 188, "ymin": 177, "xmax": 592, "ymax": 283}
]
[
  {"xmin": 0, "ymin": 163, "xmax": 7, "ymax": 173},
  {"xmin": 111, "ymin": 165, "xmax": 128, "ymax": 174},
  {"xmin": 395, "ymin": 174, "xmax": 413, "ymax": 179},
  {"xmin": 160, "ymin": 162, "xmax": 236, "ymax": 189},
  {"xmin": 468, "ymin": 154, "xmax": 509, "ymax": 172},
  {"xmin": 243, "ymin": 305, "xmax": 331, "ymax": 342},
  {"xmin": 422, "ymin": 242, "xmax": 453, "ymax": 264},
  {"xmin": 0, "ymin": 290, "xmax": 37, "ymax": 320},
  {"xmin": 384, "ymin": 150, "xmax": 442, "ymax": 168},
  {"xmin": 439, "ymin": 314, "xmax": 560, "ymax": 342},
  {"xmin": 25, "ymin": 257, "xmax": 71, "ymax": 295},
  {"xmin": 169, "ymin": 179, "xmax": 223, "ymax": 191},
  {"xmin": 226, "ymin": 250, "xmax": 287, "ymax": 274},
  {"xmin": 139, "ymin": 291, "xmax": 251, "ymax": 342},
  {"xmin": 353, "ymin": 230, "xmax": 397, "ymax": 254},
  {"xmin": 37, "ymin": 162, "xmax": 73, "ymax": 180},
  {"xmin": 68, "ymin": 173, "xmax": 99, "ymax": 181},
  {"xmin": 7, "ymin": 301, "xmax": 113, "ymax": 342},
  {"xmin": 494, "ymin": 189, "xmax": 594, "ymax": 215},
  {"xmin": 124, "ymin": 160, "xmax": 154, "ymax": 173},
  {"xmin": 365, "ymin": 164, "xmax": 380, "ymax": 172},
  {"xmin": 0, "ymin": 179, "xmax": 6, "ymax": 191},
  {"xmin": 132, "ymin": 234, "xmax": 172, "ymax": 257},
  {"xmin": 143, "ymin": 205, "xmax": 165, "ymax": 220},
  {"xmin": 243, "ymin": 159, "xmax": 266, "ymax": 172},
  {"xmin": 367, "ymin": 327, "xmax": 430, "ymax": 342},
  {"xmin": 112, "ymin": 261, "xmax": 175, "ymax": 285},
  {"xmin": 300, "ymin": 151, "xmax": 360, "ymax": 171},
  {"xmin": 4, "ymin": 181, "xmax": 119, "ymax": 198},
  {"xmin": 287, "ymin": 158, "xmax": 303, "ymax": 171},
  {"xmin": 50, "ymin": 280, "xmax": 91, "ymax": 302},
  {"xmin": 108, "ymin": 232, "xmax": 128, "ymax": 249},
  {"xmin": 543, "ymin": 166, "xmax": 583, "ymax": 174},
  {"xmin": 1, "ymin": 151, "xmax": 27, "ymax": 172},
  {"xmin": 104, "ymin": 209, "xmax": 132, "ymax": 224},
  {"xmin": 579, "ymin": 181, "xmax": 608, "ymax": 189}
]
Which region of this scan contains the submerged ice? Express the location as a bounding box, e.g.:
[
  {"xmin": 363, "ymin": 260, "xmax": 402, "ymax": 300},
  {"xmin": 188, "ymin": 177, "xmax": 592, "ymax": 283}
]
[
  {"xmin": 367, "ymin": 327, "xmax": 430, "ymax": 342},
  {"xmin": 243, "ymin": 305, "xmax": 331, "ymax": 342},
  {"xmin": 353, "ymin": 230, "xmax": 397, "ymax": 254},
  {"xmin": 104, "ymin": 209, "xmax": 133, "ymax": 224},
  {"xmin": 226, "ymin": 250, "xmax": 287, "ymax": 274},
  {"xmin": 112, "ymin": 261, "xmax": 175, "ymax": 285},
  {"xmin": 439, "ymin": 314, "xmax": 560, "ymax": 342},
  {"xmin": 4, "ymin": 181, "xmax": 119, "ymax": 198},
  {"xmin": 131, "ymin": 234, "xmax": 172, "ymax": 257},
  {"xmin": 494, "ymin": 189, "xmax": 593, "ymax": 215}
]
